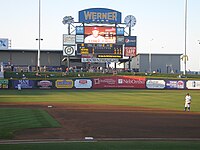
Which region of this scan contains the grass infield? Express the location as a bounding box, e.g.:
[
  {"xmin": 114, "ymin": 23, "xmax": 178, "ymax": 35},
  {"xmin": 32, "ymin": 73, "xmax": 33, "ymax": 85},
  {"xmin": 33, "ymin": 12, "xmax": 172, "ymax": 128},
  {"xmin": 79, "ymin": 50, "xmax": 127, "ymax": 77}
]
[{"xmin": 0, "ymin": 108, "xmax": 60, "ymax": 139}]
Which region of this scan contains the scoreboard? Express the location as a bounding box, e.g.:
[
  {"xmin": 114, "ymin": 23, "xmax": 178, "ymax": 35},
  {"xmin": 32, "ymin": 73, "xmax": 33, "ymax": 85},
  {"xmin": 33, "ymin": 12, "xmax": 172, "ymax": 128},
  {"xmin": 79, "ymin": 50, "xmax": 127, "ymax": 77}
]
[{"xmin": 77, "ymin": 44, "xmax": 123, "ymax": 58}]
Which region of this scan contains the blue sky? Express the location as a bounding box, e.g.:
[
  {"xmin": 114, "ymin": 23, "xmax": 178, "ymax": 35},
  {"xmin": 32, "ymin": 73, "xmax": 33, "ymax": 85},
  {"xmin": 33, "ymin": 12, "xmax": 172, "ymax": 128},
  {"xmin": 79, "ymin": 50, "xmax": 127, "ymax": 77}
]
[{"xmin": 1, "ymin": 0, "xmax": 200, "ymax": 71}]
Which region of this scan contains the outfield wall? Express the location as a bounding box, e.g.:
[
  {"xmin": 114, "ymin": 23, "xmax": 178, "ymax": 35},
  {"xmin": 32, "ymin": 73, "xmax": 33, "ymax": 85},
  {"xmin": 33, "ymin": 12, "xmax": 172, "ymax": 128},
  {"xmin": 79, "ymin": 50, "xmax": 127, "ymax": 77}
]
[{"xmin": 0, "ymin": 77, "xmax": 200, "ymax": 89}]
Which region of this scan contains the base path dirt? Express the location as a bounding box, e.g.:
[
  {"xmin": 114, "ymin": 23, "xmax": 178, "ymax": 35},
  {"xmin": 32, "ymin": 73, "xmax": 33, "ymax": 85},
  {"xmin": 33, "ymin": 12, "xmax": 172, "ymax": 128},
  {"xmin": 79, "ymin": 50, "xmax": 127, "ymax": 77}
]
[{"xmin": 1, "ymin": 102, "xmax": 200, "ymax": 141}]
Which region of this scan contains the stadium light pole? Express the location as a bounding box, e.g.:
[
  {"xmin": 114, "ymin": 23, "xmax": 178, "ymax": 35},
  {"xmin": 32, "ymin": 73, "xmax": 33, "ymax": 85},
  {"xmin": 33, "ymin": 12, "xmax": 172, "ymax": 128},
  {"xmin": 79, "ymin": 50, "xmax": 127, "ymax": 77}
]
[
  {"xmin": 183, "ymin": 0, "xmax": 188, "ymax": 75},
  {"xmin": 198, "ymin": 40, "xmax": 200, "ymax": 71},
  {"xmin": 36, "ymin": 0, "xmax": 42, "ymax": 72},
  {"xmin": 128, "ymin": 25, "xmax": 131, "ymax": 71}
]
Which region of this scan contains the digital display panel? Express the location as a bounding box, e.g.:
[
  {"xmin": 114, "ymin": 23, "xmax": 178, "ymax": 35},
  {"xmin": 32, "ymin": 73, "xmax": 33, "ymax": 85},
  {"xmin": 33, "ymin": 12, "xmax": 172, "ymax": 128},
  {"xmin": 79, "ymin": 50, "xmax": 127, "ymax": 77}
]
[
  {"xmin": 0, "ymin": 38, "xmax": 8, "ymax": 49},
  {"xmin": 76, "ymin": 26, "xmax": 84, "ymax": 35},
  {"xmin": 116, "ymin": 27, "xmax": 124, "ymax": 35},
  {"xmin": 84, "ymin": 26, "xmax": 116, "ymax": 44},
  {"xmin": 77, "ymin": 44, "xmax": 122, "ymax": 56}
]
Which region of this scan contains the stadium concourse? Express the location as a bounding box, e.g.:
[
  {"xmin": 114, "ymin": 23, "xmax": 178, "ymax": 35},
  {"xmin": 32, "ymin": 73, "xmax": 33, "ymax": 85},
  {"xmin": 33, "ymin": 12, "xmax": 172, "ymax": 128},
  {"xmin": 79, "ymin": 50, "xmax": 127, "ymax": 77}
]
[{"xmin": 0, "ymin": 48, "xmax": 182, "ymax": 74}]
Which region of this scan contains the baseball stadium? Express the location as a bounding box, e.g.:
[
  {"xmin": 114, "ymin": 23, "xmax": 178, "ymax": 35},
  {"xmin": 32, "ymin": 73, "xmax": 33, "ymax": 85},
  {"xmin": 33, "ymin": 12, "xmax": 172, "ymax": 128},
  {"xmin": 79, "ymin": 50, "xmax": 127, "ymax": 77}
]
[{"xmin": 1, "ymin": 6, "xmax": 200, "ymax": 150}]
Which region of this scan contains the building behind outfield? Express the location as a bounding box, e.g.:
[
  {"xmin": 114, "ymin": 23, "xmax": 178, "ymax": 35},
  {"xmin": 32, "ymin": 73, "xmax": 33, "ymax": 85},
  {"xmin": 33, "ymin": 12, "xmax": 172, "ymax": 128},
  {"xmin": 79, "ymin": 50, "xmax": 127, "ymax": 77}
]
[
  {"xmin": 0, "ymin": 49, "xmax": 181, "ymax": 73},
  {"xmin": 0, "ymin": 49, "xmax": 78, "ymax": 72},
  {"xmin": 0, "ymin": 49, "xmax": 105, "ymax": 72},
  {"xmin": 130, "ymin": 53, "xmax": 182, "ymax": 74}
]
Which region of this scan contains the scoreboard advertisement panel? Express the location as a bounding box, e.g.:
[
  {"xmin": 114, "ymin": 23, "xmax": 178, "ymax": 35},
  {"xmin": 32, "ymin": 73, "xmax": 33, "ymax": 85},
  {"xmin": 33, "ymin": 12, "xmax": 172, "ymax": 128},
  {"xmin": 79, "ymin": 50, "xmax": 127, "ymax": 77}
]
[
  {"xmin": 124, "ymin": 47, "xmax": 136, "ymax": 57},
  {"xmin": 124, "ymin": 36, "xmax": 137, "ymax": 46},
  {"xmin": 84, "ymin": 26, "xmax": 116, "ymax": 44},
  {"xmin": 79, "ymin": 8, "xmax": 122, "ymax": 24}
]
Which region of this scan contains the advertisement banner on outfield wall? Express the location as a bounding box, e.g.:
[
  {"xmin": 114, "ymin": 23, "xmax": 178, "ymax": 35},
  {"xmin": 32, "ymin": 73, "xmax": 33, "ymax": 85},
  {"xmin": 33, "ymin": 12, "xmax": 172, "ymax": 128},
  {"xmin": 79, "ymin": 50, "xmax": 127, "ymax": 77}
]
[
  {"xmin": 37, "ymin": 80, "xmax": 53, "ymax": 89},
  {"xmin": 55, "ymin": 80, "xmax": 73, "ymax": 88},
  {"xmin": 117, "ymin": 76, "xmax": 145, "ymax": 88},
  {"xmin": 13, "ymin": 80, "xmax": 35, "ymax": 89},
  {"xmin": 0, "ymin": 79, "xmax": 8, "ymax": 89},
  {"xmin": 186, "ymin": 80, "xmax": 200, "ymax": 89},
  {"xmin": 146, "ymin": 79, "xmax": 165, "ymax": 89},
  {"xmin": 74, "ymin": 79, "xmax": 92, "ymax": 88},
  {"xmin": 92, "ymin": 76, "xmax": 146, "ymax": 88},
  {"xmin": 93, "ymin": 76, "xmax": 116, "ymax": 88},
  {"xmin": 165, "ymin": 80, "xmax": 185, "ymax": 89}
]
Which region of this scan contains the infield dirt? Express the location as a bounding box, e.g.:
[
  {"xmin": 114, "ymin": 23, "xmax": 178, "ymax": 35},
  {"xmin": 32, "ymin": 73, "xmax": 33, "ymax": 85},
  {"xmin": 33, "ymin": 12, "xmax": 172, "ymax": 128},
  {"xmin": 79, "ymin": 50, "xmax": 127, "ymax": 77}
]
[{"xmin": 1, "ymin": 102, "xmax": 200, "ymax": 140}]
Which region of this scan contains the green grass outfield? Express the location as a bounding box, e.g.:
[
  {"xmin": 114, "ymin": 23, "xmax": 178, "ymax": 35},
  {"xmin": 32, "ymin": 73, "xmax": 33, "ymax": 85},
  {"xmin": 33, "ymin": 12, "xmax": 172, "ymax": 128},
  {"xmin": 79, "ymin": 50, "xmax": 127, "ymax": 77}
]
[
  {"xmin": 0, "ymin": 89, "xmax": 200, "ymax": 111},
  {"xmin": 1, "ymin": 141, "xmax": 200, "ymax": 150},
  {"xmin": 0, "ymin": 108, "xmax": 60, "ymax": 139}
]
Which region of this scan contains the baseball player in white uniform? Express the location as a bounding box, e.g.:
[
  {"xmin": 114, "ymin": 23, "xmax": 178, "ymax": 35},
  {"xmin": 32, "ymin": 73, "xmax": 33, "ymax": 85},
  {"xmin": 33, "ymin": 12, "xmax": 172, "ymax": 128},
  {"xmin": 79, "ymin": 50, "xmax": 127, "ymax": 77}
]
[{"xmin": 184, "ymin": 93, "xmax": 192, "ymax": 111}]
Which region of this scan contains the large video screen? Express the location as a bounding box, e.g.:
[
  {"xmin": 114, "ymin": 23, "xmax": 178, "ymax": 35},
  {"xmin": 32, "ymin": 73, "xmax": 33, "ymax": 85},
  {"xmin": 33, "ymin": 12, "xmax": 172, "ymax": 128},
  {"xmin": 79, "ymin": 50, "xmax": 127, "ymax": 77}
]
[{"xmin": 84, "ymin": 26, "xmax": 116, "ymax": 44}]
